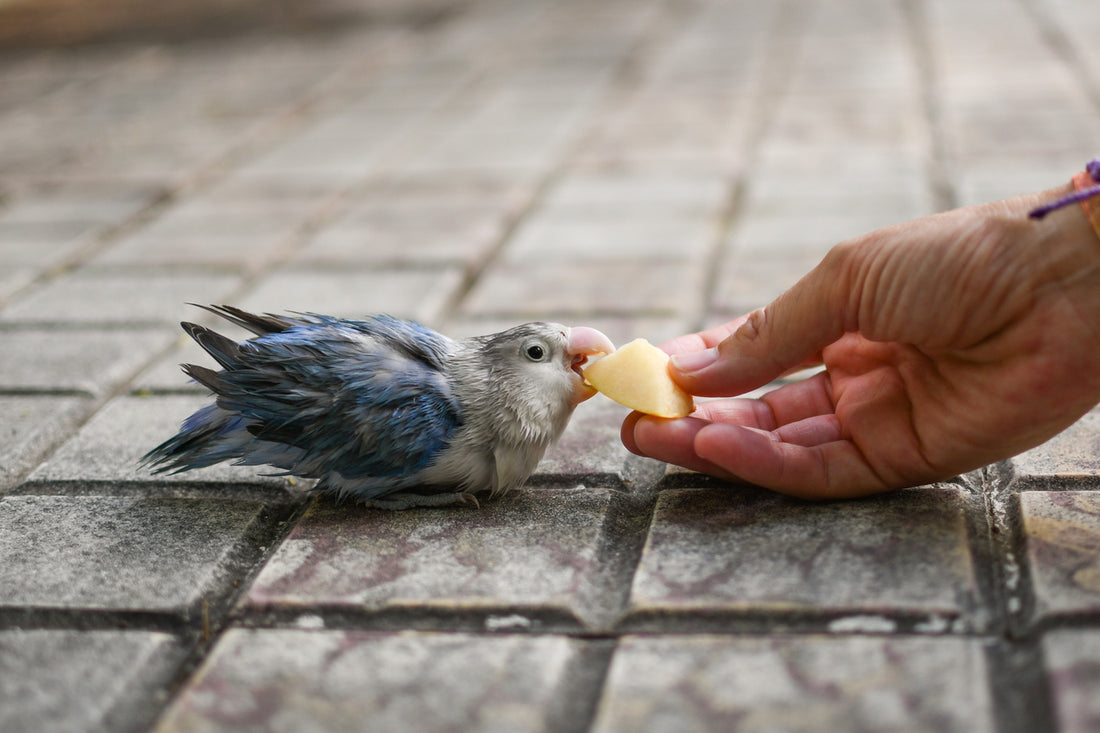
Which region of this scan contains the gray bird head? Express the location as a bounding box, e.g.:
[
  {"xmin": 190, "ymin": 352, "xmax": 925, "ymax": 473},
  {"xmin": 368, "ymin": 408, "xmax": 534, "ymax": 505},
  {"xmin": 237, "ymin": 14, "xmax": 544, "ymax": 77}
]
[{"xmin": 455, "ymin": 322, "xmax": 615, "ymax": 446}]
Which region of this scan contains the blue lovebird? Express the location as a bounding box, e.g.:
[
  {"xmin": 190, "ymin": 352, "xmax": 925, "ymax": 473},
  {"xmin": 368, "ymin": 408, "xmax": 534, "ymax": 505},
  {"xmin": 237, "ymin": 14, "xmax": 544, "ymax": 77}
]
[{"xmin": 142, "ymin": 305, "xmax": 614, "ymax": 509}]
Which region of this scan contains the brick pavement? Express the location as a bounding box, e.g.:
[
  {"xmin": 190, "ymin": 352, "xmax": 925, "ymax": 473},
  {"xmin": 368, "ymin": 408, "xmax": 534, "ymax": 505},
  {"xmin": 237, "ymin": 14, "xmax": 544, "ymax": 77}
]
[{"xmin": 2, "ymin": 0, "xmax": 1100, "ymax": 731}]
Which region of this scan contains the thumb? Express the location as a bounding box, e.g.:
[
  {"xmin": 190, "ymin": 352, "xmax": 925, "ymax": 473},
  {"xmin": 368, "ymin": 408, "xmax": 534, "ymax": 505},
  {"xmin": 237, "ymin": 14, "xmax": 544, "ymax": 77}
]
[{"xmin": 670, "ymin": 249, "xmax": 853, "ymax": 396}]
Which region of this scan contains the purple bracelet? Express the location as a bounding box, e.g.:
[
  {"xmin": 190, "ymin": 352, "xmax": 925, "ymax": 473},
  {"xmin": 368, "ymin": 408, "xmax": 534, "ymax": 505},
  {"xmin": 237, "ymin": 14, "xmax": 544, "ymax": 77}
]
[{"xmin": 1029, "ymin": 158, "xmax": 1100, "ymax": 219}]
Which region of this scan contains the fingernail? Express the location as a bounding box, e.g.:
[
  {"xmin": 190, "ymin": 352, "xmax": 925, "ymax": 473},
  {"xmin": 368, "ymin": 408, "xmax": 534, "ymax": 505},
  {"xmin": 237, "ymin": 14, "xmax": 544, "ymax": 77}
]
[{"xmin": 670, "ymin": 347, "xmax": 718, "ymax": 373}]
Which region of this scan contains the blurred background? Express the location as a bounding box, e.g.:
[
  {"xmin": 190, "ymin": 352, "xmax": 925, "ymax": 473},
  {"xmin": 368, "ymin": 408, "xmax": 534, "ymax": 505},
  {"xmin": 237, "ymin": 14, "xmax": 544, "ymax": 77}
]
[{"xmin": 1, "ymin": 0, "xmax": 1097, "ymax": 348}]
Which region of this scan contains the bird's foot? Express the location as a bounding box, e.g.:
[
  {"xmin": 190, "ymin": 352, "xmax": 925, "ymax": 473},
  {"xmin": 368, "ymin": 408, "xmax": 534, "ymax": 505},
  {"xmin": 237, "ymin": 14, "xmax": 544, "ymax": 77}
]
[{"xmin": 363, "ymin": 491, "xmax": 480, "ymax": 510}]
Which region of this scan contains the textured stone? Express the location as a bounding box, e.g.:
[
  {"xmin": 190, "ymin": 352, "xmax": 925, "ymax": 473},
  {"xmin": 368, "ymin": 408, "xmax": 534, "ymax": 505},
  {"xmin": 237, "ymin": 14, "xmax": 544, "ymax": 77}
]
[
  {"xmin": 1043, "ymin": 629, "xmax": 1100, "ymax": 733},
  {"xmin": 0, "ymin": 495, "xmax": 274, "ymax": 613},
  {"xmin": 242, "ymin": 487, "xmax": 615, "ymax": 629},
  {"xmin": 236, "ymin": 267, "xmax": 464, "ymax": 326},
  {"xmin": 27, "ymin": 394, "xmax": 293, "ymax": 488},
  {"xmin": 1020, "ymin": 492, "xmax": 1100, "ymax": 624},
  {"xmin": 0, "ymin": 271, "xmax": 242, "ymax": 325},
  {"xmin": 0, "ymin": 327, "xmax": 172, "ymax": 394},
  {"xmin": 502, "ymin": 215, "xmax": 713, "ymax": 263},
  {"xmin": 627, "ymin": 486, "xmax": 983, "ymax": 627},
  {"xmin": 461, "ymin": 260, "xmax": 703, "ymax": 319},
  {"xmin": 1011, "ymin": 409, "xmax": 1100, "ymax": 483},
  {"xmin": 0, "ymin": 395, "xmax": 89, "ymax": 489},
  {"xmin": 0, "ymin": 629, "xmax": 181, "ymax": 733},
  {"xmin": 154, "ymin": 629, "xmax": 582, "ymax": 733},
  {"xmin": 94, "ymin": 193, "xmax": 326, "ymax": 268},
  {"xmin": 592, "ymin": 635, "xmax": 994, "ymax": 733},
  {"xmin": 537, "ymin": 398, "xmax": 635, "ymax": 484}
]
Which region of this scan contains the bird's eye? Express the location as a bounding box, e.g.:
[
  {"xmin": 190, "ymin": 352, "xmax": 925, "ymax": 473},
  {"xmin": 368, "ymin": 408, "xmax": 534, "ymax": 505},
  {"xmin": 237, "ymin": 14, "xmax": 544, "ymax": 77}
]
[{"xmin": 523, "ymin": 341, "xmax": 549, "ymax": 362}]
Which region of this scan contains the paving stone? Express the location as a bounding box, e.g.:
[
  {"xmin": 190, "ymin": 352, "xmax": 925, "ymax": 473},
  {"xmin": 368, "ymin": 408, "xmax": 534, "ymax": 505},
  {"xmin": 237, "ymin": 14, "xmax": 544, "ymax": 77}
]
[
  {"xmin": 502, "ymin": 214, "xmax": 713, "ymax": 264},
  {"xmin": 1019, "ymin": 491, "xmax": 1100, "ymax": 625},
  {"xmin": 0, "ymin": 494, "xmax": 276, "ymax": 613},
  {"xmin": 442, "ymin": 314, "xmax": 691, "ymax": 353},
  {"xmin": 28, "ymin": 394, "xmax": 293, "ymax": 488},
  {"xmin": 710, "ymin": 251, "xmax": 826, "ymax": 315},
  {"xmin": 94, "ymin": 193, "xmax": 328, "ymax": 268},
  {"xmin": 1011, "ymin": 408, "xmax": 1100, "ymax": 483},
  {"xmin": 291, "ymin": 204, "xmax": 507, "ymax": 269},
  {"xmin": 241, "ymin": 487, "xmax": 616, "ymax": 630},
  {"xmin": 537, "ymin": 170, "xmax": 729, "ymax": 217},
  {"xmin": 0, "ymin": 629, "xmax": 182, "ymax": 733},
  {"xmin": 461, "ymin": 260, "xmax": 704, "ymax": 319},
  {"xmin": 236, "ymin": 267, "xmax": 464, "ymax": 326},
  {"xmin": 592, "ymin": 634, "xmax": 995, "ymax": 733},
  {"xmin": 626, "ymin": 486, "xmax": 984, "ymax": 628},
  {"xmin": 0, "ymin": 326, "xmax": 172, "ymax": 394},
  {"xmin": 0, "ymin": 395, "xmax": 90, "ymax": 490},
  {"xmin": 1043, "ymin": 629, "xmax": 1100, "ymax": 733},
  {"xmin": 154, "ymin": 629, "xmax": 583, "ymax": 733},
  {"xmin": 537, "ymin": 398, "xmax": 635, "ymax": 484},
  {"xmin": 0, "ymin": 270, "xmax": 242, "ymax": 325}
]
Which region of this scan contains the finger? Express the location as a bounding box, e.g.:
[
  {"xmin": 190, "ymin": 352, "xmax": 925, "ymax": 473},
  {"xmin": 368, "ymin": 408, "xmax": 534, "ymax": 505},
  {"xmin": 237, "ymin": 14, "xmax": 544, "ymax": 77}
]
[
  {"xmin": 693, "ymin": 423, "xmax": 891, "ymax": 499},
  {"xmin": 669, "ymin": 250, "xmax": 854, "ymax": 396},
  {"xmin": 624, "ymin": 414, "xmax": 742, "ymax": 482},
  {"xmin": 658, "ymin": 316, "xmax": 748, "ymax": 356}
]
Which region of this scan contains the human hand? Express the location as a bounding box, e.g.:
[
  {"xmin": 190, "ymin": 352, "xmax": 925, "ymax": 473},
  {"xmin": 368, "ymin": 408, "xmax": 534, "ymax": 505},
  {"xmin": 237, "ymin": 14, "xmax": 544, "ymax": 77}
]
[{"xmin": 622, "ymin": 186, "xmax": 1100, "ymax": 498}]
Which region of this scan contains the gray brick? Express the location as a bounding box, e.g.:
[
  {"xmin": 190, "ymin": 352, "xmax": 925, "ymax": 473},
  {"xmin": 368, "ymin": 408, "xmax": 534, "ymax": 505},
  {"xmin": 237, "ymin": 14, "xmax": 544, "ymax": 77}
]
[
  {"xmin": 94, "ymin": 193, "xmax": 328, "ymax": 268},
  {"xmin": 627, "ymin": 486, "xmax": 984, "ymax": 628},
  {"xmin": 592, "ymin": 635, "xmax": 994, "ymax": 733},
  {"xmin": 1020, "ymin": 492, "xmax": 1100, "ymax": 625},
  {"xmin": 292, "ymin": 205, "xmax": 506, "ymax": 269},
  {"xmin": 1011, "ymin": 409, "xmax": 1100, "ymax": 483},
  {"xmin": 0, "ymin": 395, "xmax": 89, "ymax": 489},
  {"xmin": 241, "ymin": 488, "xmax": 616, "ymax": 630},
  {"xmin": 461, "ymin": 260, "xmax": 704, "ymax": 319},
  {"xmin": 0, "ymin": 495, "xmax": 274, "ymax": 613},
  {"xmin": 502, "ymin": 214, "xmax": 713, "ymax": 264},
  {"xmin": 28, "ymin": 394, "xmax": 292, "ymax": 488},
  {"xmin": 154, "ymin": 629, "xmax": 582, "ymax": 733},
  {"xmin": 0, "ymin": 271, "xmax": 242, "ymax": 326},
  {"xmin": 1042, "ymin": 629, "xmax": 1100, "ymax": 733},
  {"xmin": 237, "ymin": 267, "xmax": 464, "ymax": 326},
  {"xmin": 0, "ymin": 327, "xmax": 172, "ymax": 394},
  {"xmin": 0, "ymin": 629, "xmax": 182, "ymax": 733},
  {"xmin": 537, "ymin": 170, "xmax": 729, "ymax": 217},
  {"xmin": 538, "ymin": 398, "xmax": 635, "ymax": 484}
]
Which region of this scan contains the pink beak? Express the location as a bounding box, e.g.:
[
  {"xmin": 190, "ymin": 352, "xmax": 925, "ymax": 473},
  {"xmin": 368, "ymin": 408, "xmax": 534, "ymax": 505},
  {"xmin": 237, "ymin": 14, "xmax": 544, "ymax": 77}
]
[{"xmin": 566, "ymin": 326, "xmax": 615, "ymax": 404}]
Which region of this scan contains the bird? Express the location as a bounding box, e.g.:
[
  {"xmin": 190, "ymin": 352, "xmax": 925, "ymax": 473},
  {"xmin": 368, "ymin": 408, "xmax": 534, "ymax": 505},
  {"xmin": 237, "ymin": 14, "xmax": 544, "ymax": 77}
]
[{"xmin": 141, "ymin": 305, "xmax": 614, "ymax": 509}]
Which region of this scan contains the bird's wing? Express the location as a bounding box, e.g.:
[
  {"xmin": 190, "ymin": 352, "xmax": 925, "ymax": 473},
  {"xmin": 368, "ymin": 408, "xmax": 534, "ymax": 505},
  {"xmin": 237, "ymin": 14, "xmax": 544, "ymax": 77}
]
[{"xmin": 192, "ymin": 314, "xmax": 462, "ymax": 482}]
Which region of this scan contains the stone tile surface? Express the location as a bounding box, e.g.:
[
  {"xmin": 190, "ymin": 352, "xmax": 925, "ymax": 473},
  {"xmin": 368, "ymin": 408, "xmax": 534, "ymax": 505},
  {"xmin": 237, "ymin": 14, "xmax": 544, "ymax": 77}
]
[
  {"xmin": 242, "ymin": 487, "xmax": 616, "ymax": 630},
  {"xmin": 0, "ymin": 494, "xmax": 277, "ymax": 614},
  {"xmin": 27, "ymin": 395, "xmax": 293, "ymax": 488},
  {"xmin": 1020, "ymin": 491, "xmax": 1100, "ymax": 625},
  {"xmin": 154, "ymin": 629, "xmax": 584, "ymax": 733},
  {"xmin": 1044, "ymin": 629, "xmax": 1100, "ymax": 733},
  {"xmin": 0, "ymin": 629, "xmax": 182, "ymax": 733},
  {"xmin": 0, "ymin": 327, "xmax": 172, "ymax": 394},
  {"xmin": 1012, "ymin": 409, "xmax": 1100, "ymax": 483},
  {"xmin": 627, "ymin": 486, "xmax": 983, "ymax": 628},
  {"xmin": 0, "ymin": 395, "xmax": 90, "ymax": 489},
  {"xmin": 593, "ymin": 634, "xmax": 995, "ymax": 733}
]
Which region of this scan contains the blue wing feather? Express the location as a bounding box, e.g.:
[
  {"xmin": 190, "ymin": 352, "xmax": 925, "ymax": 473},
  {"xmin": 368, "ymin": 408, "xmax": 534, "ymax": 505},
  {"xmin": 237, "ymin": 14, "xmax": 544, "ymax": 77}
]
[{"xmin": 143, "ymin": 311, "xmax": 462, "ymax": 494}]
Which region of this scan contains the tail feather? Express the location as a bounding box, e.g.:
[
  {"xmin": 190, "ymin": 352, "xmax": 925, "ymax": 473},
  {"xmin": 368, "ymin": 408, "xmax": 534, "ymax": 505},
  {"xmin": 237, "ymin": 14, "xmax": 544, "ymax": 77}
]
[
  {"xmin": 191, "ymin": 304, "xmax": 294, "ymax": 336},
  {"xmin": 141, "ymin": 404, "xmax": 252, "ymax": 473},
  {"xmin": 182, "ymin": 322, "xmax": 245, "ymax": 371}
]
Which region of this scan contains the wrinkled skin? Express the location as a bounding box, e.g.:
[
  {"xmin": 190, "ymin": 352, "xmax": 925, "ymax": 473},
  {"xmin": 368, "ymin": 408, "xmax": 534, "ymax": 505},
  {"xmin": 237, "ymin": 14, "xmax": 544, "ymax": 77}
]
[{"xmin": 623, "ymin": 186, "xmax": 1100, "ymax": 498}]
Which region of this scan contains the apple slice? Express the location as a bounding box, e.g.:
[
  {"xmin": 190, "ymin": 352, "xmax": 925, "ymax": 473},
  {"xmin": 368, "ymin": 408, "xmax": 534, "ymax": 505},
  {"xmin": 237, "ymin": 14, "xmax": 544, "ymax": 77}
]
[{"xmin": 583, "ymin": 338, "xmax": 695, "ymax": 418}]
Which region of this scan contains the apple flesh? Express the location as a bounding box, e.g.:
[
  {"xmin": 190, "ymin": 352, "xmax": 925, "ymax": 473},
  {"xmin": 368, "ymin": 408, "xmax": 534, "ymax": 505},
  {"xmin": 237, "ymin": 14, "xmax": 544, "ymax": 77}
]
[{"xmin": 582, "ymin": 338, "xmax": 695, "ymax": 418}]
